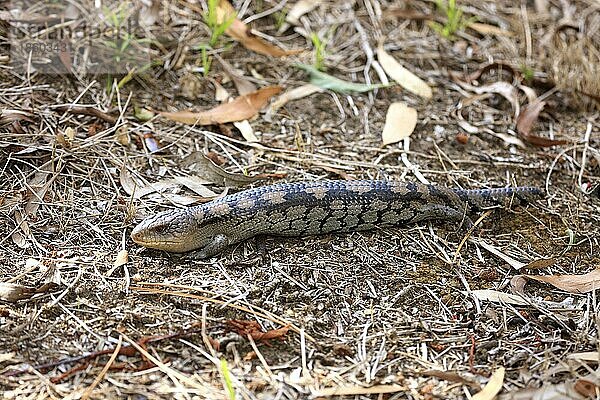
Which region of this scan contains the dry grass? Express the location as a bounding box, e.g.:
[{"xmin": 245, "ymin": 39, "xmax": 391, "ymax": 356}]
[{"xmin": 1, "ymin": 0, "xmax": 600, "ymax": 399}]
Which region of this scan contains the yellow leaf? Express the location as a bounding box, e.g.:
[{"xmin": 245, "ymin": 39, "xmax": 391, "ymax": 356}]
[
  {"xmin": 381, "ymin": 102, "xmax": 417, "ymax": 145},
  {"xmin": 377, "ymin": 45, "xmax": 432, "ymax": 99},
  {"xmin": 472, "ymin": 367, "xmax": 505, "ymax": 400}
]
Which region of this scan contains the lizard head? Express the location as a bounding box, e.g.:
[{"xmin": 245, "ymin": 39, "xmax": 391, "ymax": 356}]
[{"xmin": 131, "ymin": 208, "xmax": 213, "ymax": 253}]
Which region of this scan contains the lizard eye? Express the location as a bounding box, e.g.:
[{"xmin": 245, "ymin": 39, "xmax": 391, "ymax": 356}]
[{"xmin": 149, "ymin": 224, "xmax": 168, "ymax": 234}]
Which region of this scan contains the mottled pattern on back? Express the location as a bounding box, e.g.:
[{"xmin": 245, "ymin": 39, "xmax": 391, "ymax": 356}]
[{"xmin": 198, "ymin": 180, "xmax": 465, "ymax": 237}]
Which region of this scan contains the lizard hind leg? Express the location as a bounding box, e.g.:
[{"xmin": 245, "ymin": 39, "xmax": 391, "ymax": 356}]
[{"xmin": 410, "ymin": 204, "xmax": 473, "ymax": 230}]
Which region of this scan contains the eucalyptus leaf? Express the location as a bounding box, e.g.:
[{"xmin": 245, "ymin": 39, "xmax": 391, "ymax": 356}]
[{"xmin": 295, "ymin": 64, "xmax": 392, "ymax": 93}]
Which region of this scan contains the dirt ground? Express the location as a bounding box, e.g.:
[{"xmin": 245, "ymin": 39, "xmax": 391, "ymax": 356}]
[{"xmin": 1, "ymin": 0, "xmax": 600, "ymax": 399}]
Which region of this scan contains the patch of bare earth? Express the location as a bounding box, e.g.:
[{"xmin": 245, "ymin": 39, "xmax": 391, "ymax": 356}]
[{"xmin": 1, "ymin": 0, "xmax": 599, "ymax": 399}]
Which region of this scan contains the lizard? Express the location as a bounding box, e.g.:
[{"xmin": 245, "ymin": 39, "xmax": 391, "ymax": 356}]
[{"xmin": 131, "ymin": 180, "xmax": 543, "ymax": 258}]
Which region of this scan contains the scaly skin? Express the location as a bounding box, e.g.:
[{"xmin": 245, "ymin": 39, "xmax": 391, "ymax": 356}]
[{"xmin": 131, "ymin": 180, "xmax": 543, "ymax": 258}]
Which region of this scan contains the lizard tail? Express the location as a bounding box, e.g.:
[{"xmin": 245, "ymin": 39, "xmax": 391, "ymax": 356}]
[{"xmin": 453, "ymin": 186, "xmax": 544, "ymax": 210}]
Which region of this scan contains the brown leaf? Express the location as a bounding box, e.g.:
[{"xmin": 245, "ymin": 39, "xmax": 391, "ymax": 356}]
[
  {"xmin": 520, "ymin": 134, "xmax": 568, "ymax": 147},
  {"xmin": 523, "ymin": 258, "xmax": 556, "ymax": 270},
  {"xmin": 524, "ymin": 268, "xmax": 600, "ymax": 294},
  {"xmin": 469, "ymin": 22, "xmax": 513, "ymax": 37},
  {"xmin": 217, "ymin": 0, "xmax": 302, "ymax": 57},
  {"xmin": 0, "ymin": 282, "xmax": 36, "ymax": 302},
  {"xmin": 574, "ymin": 379, "xmax": 599, "ymax": 397},
  {"xmin": 517, "ymin": 100, "xmax": 545, "ymax": 137},
  {"xmin": 251, "ymin": 325, "xmax": 290, "ymax": 341},
  {"xmin": 160, "ymin": 86, "xmax": 282, "ymax": 125},
  {"xmin": 517, "ymin": 100, "xmax": 567, "ymax": 147},
  {"xmin": 225, "ymin": 320, "xmax": 289, "ymax": 342}
]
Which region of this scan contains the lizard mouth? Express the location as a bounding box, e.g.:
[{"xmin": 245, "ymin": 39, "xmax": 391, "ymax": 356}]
[{"xmin": 131, "ymin": 227, "xmax": 176, "ymax": 246}]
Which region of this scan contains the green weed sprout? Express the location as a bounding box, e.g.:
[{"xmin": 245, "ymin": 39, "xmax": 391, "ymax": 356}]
[
  {"xmin": 430, "ymin": 0, "xmax": 476, "ymax": 40},
  {"xmin": 311, "ymin": 32, "xmax": 326, "ymax": 71},
  {"xmin": 200, "ymin": 45, "xmax": 212, "ymax": 76},
  {"xmin": 204, "ymin": 0, "xmax": 236, "ymax": 47},
  {"xmin": 220, "ymin": 358, "xmax": 235, "ymax": 400}
]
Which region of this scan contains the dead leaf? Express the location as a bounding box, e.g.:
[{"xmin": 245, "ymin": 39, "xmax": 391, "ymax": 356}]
[
  {"xmin": 469, "ymin": 289, "xmax": 529, "ymax": 306},
  {"xmin": 217, "ymin": 0, "xmax": 302, "ymax": 57},
  {"xmin": 0, "ymin": 280, "xmax": 56, "ymax": 302},
  {"xmin": 517, "ymin": 100, "xmax": 544, "ymax": 137},
  {"xmin": 508, "ymin": 373, "xmax": 600, "ymax": 400},
  {"xmin": 233, "ymin": 120, "xmax": 259, "ymax": 142},
  {"xmin": 469, "ymin": 22, "xmax": 513, "ymax": 37},
  {"xmin": 213, "ymin": 80, "xmax": 231, "ymax": 102},
  {"xmin": 377, "ymin": 45, "xmax": 432, "ymax": 99},
  {"xmin": 519, "ymin": 85, "xmax": 538, "ymax": 104},
  {"xmin": 173, "ymin": 176, "xmax": 217, "ymax": 198},
  {"xmin": 476, "ymin": 240, "xmax": 527, "ymax": 270},
  {"xmin": 516, "ymin": 100, "xmax": 567, "ymax": 147},
  {"xmin": 0, "ymin": 282, "xmax": 36, "ymax": 302},
  {"xmin": 574, "ymin": 379, "xmax": 598, "ymax": 398},
  {"xmin": 11, "ymin": 163, "xmax": 59, "ymax": 248},
  {"xmin": 213, "ymin": 54, "xmax": 256, "ymax": 95},
  {"xmin": 160, "ymin": 86, "xmax": 282, "ymax": 125},
  {"xmin": 382, "ymin": 102, "xmax": 418, "ymax": 145},
  {"xmin": 471, "ymin": 367, "xmax": 505, "ymax": 400},
  {"xmin": 267, "ymin": 84, "xmax": 324, "ymax": 114},
  {"xmin": 285, "ymin": 0, "xmax": 319, "ymax": 26},
  {"xmin": 11, "ymin": 210, "xmax": 30, "ymax": 249},
  {"xmin": 182, "ymin": 152, "xmax": 263, "ymax": 187},
  {"xmin": 524, "ymin": 268, "xmax": 600, "ymax": 293},
  {"xmin": 0, "ymin": 109, "xmax": 35, "ymax": 127},
  {"xmin": 0, "ymin": 352, "xmax": 15, "ymax": 363},
  {"xmin": 523, "ymin": 258, "xmax": 556, "ymax": 270},
  {"xmin": 476, "ymin": 82, "xmax": 520, "ymax": 116},
  {"xmin": 457, "ymin": 119, "xmax": 479, "ymax": 134},
  {"xmin": 313, "ymin": 384, "xmax": 406, "ymax": 397},
  {"xmin": 225, "ymin": 320, "xmax": 290, "ymax": 342},
  {"xmin": 114, "ymin": 250, "xmax": 128, "ymax": 267},
  {"xmin": 567, "ymin": 352, "xmax": 600, "ymax": 362},
  {"xmin": 422, "ymin": 370, "xmax": 480, "ymax": 389}
]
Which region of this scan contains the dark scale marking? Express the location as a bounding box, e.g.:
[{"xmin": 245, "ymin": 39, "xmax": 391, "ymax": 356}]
[{"xmin": 131, "ymin": 180, "xmax": 544, "ymax": 257}]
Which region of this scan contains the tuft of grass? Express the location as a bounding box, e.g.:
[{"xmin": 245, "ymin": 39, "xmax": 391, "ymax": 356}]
[
  {"xmin": 200, "ymin": 45, "xmax": 212, "ymax": 77},
  {"xmin": 220, "ymin": 358, "xmax": 235, "ymax": 400},
  {"xmin": 204, "ymin": 0, "xmax": 236, "ymax": 47},
  {"xmin": 429, "ymin": 0, "xmax": 476, "ymax": 40},
  {"xmin": 274, "ymin": 10, "xmax": 287, "ymax": 30},
  {"xmin": 520, "ymin": 64, "xmax": 535, "ymax": 82},
  {"xmin": 311, "ymin": 32, "xmax": 326, "ymax": 71}
]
